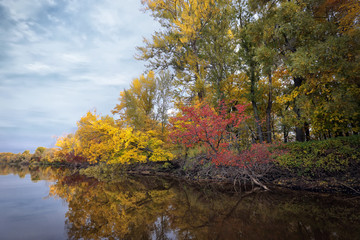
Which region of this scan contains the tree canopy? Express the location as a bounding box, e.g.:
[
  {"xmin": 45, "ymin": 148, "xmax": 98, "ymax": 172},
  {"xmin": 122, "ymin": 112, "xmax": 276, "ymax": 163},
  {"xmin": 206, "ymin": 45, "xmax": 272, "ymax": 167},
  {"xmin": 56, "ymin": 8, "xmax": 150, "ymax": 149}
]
[{"xmin": 54, "ymin": 0, "xmax": 359, "ymax": 176}]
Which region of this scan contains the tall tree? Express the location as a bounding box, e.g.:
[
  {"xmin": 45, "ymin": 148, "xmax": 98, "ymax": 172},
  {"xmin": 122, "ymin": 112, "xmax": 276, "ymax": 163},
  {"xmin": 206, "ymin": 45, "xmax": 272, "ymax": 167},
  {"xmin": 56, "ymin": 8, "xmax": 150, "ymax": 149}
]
[
  {"xmin": 138, "ymin": 0, "xmax": 235, "ymax": 102},
  {"xmin": 112, "ymin": 72, "xmax": 157, "ymax": 131},
  {"xmin": 233, "ymin": 0, "xmax": 265, "ymax": 143},
  {"xmin": 154, "ymin": 70, "xmax": 174, "ymax": 134},
  {"xmin": 248, "ymin": 0, "xmax": 360, "ymax": 141}
]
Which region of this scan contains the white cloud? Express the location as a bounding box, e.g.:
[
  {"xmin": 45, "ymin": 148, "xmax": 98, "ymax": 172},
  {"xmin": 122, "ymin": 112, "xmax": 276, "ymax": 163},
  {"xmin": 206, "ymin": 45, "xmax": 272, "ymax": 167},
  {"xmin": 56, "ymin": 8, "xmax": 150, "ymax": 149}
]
[
  {"xmin": 2, "ymin": 1, "xmax": 42, "ymax": 21},
  {"xmin": 61, "ymin": 53, "xmax": 88, "ymax": 64},
  {"xmin": 10, "ymin": 21, "xmax": 40, "ymax": 42},
  {"xmin": 65, "ymin": 0, "xmax": 81, "ymax": 13},
  {"xmin": 71, "ymin": 73, "xmax": 130, "ymax": 86},
  {"xmin": 91, "ymin": 7, "xmax": 120, "ymax": 33},
  {"xmin": 46, "ymin": 0, "xmax": 57, "ymax": 6},
  {"xmin": 0, "ymin": 0, "xmax": 159, "ymax": 152},
  {"xmin": 25, "ymin": 62, "xmax": 55, "ymax": 73}
]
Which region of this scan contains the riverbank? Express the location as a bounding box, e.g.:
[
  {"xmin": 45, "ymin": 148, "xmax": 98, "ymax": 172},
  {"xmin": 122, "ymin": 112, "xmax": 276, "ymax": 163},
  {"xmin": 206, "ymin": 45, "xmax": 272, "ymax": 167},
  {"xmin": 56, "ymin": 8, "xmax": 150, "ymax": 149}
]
[
  {"xmin": 1, "ymin": 135, "xmax": 359, "ymax": 195},
  {"xmin": 0, "ymin": 159, "xmax": 359, "ymax": 196},
  {"xmin": 114, "ymin": 163, "xmax": 360, "ymax": 195}
]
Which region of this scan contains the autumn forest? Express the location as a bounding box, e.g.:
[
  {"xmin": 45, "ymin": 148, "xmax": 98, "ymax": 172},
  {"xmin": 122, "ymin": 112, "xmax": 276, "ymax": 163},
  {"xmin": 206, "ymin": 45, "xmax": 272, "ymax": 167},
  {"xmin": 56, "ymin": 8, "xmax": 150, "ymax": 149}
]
[{"xmin": 1, "ymin": 0, "xmax": 360, "ymax": 192}]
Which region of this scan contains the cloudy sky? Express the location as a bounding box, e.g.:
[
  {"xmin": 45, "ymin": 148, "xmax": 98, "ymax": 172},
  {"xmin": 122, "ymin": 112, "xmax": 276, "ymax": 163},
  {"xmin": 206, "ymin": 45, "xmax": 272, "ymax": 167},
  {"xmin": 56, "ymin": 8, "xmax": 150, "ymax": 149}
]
[{"xmin": 0, "ymin": 0, "xmax": 159, "ymax": 153}]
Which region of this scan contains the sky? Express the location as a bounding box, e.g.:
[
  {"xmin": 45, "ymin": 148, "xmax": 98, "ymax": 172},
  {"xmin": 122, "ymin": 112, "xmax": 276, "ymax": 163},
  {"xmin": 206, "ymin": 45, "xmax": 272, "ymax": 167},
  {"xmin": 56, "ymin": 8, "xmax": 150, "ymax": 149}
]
[{"xmin": 0, "ymin": 0, "xmax": 159, "ymax": 153}]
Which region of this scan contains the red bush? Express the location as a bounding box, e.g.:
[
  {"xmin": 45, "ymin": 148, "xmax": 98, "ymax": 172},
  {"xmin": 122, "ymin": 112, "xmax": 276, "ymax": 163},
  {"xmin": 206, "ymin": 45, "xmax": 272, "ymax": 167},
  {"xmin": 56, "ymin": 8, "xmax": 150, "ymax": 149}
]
[{"xmin": 170, "ymin": 102, "xmax": 249, "ymax": 165}]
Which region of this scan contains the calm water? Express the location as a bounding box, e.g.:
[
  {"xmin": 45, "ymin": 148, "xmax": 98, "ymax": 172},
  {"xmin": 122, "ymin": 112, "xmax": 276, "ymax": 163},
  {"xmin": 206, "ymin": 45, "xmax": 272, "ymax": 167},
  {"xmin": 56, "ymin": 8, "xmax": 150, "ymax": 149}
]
[{"xmin": 0, "ymin": 165, "xmax": 359, "ymax": 240}]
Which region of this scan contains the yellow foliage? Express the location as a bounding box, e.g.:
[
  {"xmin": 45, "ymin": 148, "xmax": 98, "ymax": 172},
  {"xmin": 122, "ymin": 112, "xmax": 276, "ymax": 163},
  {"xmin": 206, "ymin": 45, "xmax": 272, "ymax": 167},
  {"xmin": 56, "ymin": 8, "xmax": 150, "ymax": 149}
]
[
  {"xmin": 338, "ymin": 0, "xmax": 360, "ymax": 36},
  {"xmin": 141, "ymin": 0, "xmax": 227, "ymax": 101},
  {"xmin": 55, "ymin": 111, "xmax": 173, "ymax": 164},
  {"xmin": 54, "ymin": 134, "xmax": 82, "ymax": 162},
  {"xmin": 222, "ymin": 73, "xmax": 249, "ymax": 103},
  {"xmin": 144, "ymin": 0, "xmax": 217, "ymax": 43},
  {"xmin": 112, "ymin": 71, "xmax": 157, "ymax": 131},
  {"xmin": 276, "ymin": 89, "xmax": 300, "ymax": 104}
]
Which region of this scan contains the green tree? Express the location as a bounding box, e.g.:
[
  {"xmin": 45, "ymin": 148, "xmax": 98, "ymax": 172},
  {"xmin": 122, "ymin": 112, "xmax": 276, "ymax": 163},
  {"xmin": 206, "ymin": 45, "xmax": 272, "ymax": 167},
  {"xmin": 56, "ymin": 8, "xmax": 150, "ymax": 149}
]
[{"xmin": 248, "ymin": 0, "xmax": 360, "ymax": 141}]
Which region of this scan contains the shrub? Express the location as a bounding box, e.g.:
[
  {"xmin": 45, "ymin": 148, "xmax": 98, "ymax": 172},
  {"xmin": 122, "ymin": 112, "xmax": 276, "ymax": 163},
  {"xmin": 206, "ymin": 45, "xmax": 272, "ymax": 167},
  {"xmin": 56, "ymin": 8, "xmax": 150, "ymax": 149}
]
[{"xmin": 276, "ymin": 135, "xmax": 360, "ymax": 176}]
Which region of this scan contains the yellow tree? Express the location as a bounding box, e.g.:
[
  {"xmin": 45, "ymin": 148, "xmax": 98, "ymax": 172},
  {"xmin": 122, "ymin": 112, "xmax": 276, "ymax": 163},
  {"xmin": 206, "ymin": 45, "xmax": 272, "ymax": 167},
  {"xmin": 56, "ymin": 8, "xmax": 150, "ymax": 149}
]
[
  {"xmin": 138, "ymin": 0, "xmax": 232, "ymax": 101},
  {"xmin": 55, "ymin": 111, "xmax": 173, "ymax": 164},
  {"xmin": 112, "ymin": 71, "xmax": 157, "ymax": 131},
  {"xmin": 55, "ymin": 134, "xmax": 84, "ymax": 163}
]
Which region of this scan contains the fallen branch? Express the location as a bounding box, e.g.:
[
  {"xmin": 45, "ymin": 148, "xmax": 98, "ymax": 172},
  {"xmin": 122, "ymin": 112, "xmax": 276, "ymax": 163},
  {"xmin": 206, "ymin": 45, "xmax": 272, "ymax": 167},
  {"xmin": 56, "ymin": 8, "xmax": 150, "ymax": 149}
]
[{"xmin": 339, "ymin": 182, "xmax": 360, "ymax": 195}]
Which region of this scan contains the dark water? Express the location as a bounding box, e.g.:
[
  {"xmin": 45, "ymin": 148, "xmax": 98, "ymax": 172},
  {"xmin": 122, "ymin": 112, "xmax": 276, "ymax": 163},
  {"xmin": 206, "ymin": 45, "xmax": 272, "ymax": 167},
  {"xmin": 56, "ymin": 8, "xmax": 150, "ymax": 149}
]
[{"xmin": 0, "ymin": 165, "xmax": 359, "ymax": 240}]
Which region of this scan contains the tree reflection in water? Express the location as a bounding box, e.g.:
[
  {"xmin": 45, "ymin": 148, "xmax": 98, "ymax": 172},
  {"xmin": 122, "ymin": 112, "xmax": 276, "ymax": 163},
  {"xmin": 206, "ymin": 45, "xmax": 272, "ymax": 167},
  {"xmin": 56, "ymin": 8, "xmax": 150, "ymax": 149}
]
[
  {"xmin": 48, "ymin": 171, "xmax": 360, "ymax": 240},
  {"xmin": 1, "ymin": 165, "xmax": 359, "ymax": 240}
]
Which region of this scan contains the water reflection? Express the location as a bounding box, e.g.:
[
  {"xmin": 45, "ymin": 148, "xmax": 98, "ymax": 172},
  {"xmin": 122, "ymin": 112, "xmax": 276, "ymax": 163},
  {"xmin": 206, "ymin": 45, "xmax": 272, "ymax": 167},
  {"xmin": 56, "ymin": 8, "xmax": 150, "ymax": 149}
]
[
  {"xmin": 1, "ymin": 165, "xmax": 360, "ymax": 240},
  {"xmin": 0, "ymin": 165, "xmax": 67, "ymax": 240}
]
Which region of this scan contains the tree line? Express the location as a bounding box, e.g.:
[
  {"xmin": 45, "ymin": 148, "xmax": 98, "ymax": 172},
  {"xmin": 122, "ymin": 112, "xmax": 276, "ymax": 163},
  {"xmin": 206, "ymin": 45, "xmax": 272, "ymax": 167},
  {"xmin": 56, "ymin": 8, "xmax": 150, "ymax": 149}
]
[
  {"xmin": 57, "ymin": 0, "xmax": 359, "ymax": 166},
  {"xmin": 2, "ymin": 0, "xmax": 359, "ymax": 188},
  {"xmin": 137, "ymin": 0, "xmax": 359, "ymax": 142}
]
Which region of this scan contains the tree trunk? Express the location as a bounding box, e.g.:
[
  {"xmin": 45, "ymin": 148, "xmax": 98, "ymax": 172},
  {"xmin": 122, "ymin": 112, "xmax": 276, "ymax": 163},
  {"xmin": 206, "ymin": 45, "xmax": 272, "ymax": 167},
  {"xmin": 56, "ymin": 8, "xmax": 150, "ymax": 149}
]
[
  {"xmin": 295, "ymin": 123, "xmax": 305, "ymax": 142},
  {"xmin": 283, "ymin": 125, "xmax": 289, "ymax": 143},
  {"xmin": 250, "ymin": 67, "xmax": 264, "ymax": 143},
  {"xmin": 304, "ymin": 122, "xmax": 310, "ymax": 141},
  {"xmin": 293, "ymin": 77, "xmax": 305, "ymax": 142},
  {"xmin": 266, "ymin": 74, "xmax": 273, "ymax": 143},
  {"xmin": 252, "ymin": 101, "xmax": 264, "ymax": 143},
  {"xmin": 192, "ymin": 41, "xmax": 205, "ymax": 101}
]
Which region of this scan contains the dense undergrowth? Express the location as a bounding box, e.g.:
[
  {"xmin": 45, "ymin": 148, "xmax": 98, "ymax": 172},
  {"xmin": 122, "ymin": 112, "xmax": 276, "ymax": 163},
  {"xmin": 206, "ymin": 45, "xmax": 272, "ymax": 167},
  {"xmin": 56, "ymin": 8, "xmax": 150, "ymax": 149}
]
[{"xmin": 276, "ymin": 135, "xmax": 360, "ymax": 177}]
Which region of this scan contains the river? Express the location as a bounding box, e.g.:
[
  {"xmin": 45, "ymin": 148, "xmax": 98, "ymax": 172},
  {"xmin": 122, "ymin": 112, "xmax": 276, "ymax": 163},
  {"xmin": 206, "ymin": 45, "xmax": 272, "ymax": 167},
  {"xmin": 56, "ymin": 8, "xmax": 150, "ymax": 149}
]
[{"xmin": 0, "ymin": 165, "xmax": 359, "ymax": 240}]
